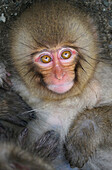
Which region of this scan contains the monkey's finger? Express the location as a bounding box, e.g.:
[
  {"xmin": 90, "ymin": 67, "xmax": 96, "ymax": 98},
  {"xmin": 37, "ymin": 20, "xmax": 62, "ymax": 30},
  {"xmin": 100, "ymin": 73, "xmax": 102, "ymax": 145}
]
[
  {"xmin": 2, "ymin": 76, "xmax": 12, "ymax": 90},
  {"xmin": 18, "ymin": 128, "xmax": 28, "ymax": 147},
  {"xmin": 34, "ymin": 130, "xmax": 60, "ymax": 149},
  {"xmin": 0, "ymin": 65, "xmax": 12, "ymax": 90},
  {"xmin": 33, "ymin": 130, "xmax": 60, "ymax": 160}
]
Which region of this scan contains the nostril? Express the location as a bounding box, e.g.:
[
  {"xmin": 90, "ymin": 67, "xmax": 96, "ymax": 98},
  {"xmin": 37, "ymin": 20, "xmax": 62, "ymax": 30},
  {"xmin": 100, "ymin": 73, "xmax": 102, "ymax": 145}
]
[
  {"xmin": 55, "ymin": 65, "xmax": 65, "ymax": 80},
  {"xmin": 55, "ymin": 71, "xmax": 65, "ymax": 80},
  {"xmin": 57, "ymin": 72, "xmax": 65, "ymax": 80}
]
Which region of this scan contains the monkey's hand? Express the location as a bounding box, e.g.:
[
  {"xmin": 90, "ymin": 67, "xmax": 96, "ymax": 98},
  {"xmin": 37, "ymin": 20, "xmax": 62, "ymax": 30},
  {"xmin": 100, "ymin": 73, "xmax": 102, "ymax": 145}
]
[
  {"xmin": 0, "ymin": 63, "xmax": 12, "ymax": 90},
  {"xmin": 64, "ymin": 119, "xmax": 98, "ymax": 168},
  {"xmin": 33, "ymin": 130, "xmax": 60, "ymax": 161}
]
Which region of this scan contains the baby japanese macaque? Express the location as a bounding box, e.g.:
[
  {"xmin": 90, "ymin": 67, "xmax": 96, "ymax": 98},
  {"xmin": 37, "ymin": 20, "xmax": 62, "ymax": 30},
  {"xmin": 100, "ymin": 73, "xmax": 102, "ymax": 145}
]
[{"xmin": 0, "ymin": 0, "xmax": 112, "ymax": 169}]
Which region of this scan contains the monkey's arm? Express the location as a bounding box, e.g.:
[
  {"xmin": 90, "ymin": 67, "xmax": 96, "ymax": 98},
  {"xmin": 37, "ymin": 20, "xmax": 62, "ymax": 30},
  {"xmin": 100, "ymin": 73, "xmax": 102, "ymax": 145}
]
[{"xmin": 64, "ymin": 106, "xmax": 112, "ymax": 168}]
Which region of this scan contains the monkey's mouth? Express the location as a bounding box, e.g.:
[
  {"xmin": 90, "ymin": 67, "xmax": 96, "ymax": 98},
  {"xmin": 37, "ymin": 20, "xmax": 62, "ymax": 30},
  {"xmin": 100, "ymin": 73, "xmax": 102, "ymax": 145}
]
[{"xmin": 47, "ymin": 81, "xmax": 74, "ymax": 94}]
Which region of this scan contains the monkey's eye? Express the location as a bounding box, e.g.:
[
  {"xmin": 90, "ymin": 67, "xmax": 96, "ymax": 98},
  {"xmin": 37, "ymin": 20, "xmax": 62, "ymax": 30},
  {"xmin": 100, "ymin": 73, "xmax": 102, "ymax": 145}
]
[
  {"xmin": 41, "ymin": 55, "xmax": 52, "ymax": 63},
  {"xmin": 61, "ymin": 51, "xmax": 71, "ymax": 59}
]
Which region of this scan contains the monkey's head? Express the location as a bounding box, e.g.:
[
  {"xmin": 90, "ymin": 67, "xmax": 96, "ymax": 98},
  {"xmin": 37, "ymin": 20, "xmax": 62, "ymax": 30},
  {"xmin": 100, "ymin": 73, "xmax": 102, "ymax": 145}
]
[{"xmin": 10, "ymin": 0, "xmax": 99, "ymax": 100}]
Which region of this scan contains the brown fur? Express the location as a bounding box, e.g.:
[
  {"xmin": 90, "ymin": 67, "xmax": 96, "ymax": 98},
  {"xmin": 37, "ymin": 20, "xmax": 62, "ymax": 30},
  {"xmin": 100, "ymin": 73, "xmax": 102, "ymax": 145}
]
[{"xmin": 65, "ymin": 106, "xmax": 112, "ymax": 168}]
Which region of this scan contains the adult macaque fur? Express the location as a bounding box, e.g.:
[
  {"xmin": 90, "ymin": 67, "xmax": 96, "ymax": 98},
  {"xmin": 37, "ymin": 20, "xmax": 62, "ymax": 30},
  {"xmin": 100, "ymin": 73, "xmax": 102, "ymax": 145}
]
[
  {"xmin": 0, "ymin": 88, "xmax": 56, "ymax": 169},
  {"xmin": 0, "ymin": 0, "xmax": 112, "ymax": 169},
  {"xmin": 0, "ymin": 143, "xmax": 53, "ymax": 170}
]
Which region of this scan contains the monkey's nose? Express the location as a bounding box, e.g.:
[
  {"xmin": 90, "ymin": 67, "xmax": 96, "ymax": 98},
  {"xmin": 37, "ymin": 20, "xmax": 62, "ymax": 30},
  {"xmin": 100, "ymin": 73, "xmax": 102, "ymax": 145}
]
[{"xmin": 55, "ymin": 65, "xmax": 65, "ymax": 80}]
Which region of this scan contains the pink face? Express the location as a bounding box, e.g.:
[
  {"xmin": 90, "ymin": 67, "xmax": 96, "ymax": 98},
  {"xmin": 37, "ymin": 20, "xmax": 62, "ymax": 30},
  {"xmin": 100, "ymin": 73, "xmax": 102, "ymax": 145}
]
[{"xmin": 33, "ymin": 47, "xmax": 78, "ymax": 94}]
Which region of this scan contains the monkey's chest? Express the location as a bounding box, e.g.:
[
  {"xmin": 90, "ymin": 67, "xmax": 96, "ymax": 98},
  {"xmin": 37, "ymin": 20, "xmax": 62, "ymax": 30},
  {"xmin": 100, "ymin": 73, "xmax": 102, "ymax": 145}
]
[
  {"xmin": 47, "ymin": 109, "xmax": 74, "ymax": 134},
  {"xmin": 28, "ymin": 103, "xmax": 80, "ymax": 142}
]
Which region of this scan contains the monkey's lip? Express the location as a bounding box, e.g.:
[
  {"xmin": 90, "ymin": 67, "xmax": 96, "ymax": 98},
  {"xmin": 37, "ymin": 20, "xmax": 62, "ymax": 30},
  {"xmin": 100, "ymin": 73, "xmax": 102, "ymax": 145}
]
[{"xmin": 47, "ymin": 81, "xmax": 74, "ymax": 94}]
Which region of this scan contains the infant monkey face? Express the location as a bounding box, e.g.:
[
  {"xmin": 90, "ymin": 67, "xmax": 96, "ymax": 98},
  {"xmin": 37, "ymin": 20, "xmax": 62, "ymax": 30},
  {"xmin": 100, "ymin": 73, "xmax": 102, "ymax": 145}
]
[{"xmin": 33, "ymin": 47, "xmax": 78, "ymax": 94}]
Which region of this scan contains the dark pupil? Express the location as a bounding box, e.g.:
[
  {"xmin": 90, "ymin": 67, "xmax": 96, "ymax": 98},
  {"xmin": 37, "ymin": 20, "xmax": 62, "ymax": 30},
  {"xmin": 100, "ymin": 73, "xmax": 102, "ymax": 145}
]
[
  {"xmin": 65, "ymin": 53, "xmax": 67, "ymax": 55},
  {"xmin": 46, "ymin": 57, "xmax": 48, "ymax": 59}
]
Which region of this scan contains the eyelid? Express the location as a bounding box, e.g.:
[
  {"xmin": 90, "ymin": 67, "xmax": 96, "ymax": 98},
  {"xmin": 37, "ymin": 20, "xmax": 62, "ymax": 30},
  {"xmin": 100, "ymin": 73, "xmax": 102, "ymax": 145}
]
[
  {"xmin": 59, "ymin": 47, "xmax": 72, "ymax": 53},
  {"xmin": 60, "ymin": 48, "xmax": 78, "ymax": 56},
  {"xmin": 39, "ymin": 51, "xmax": 51, "ymax": 57}
]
